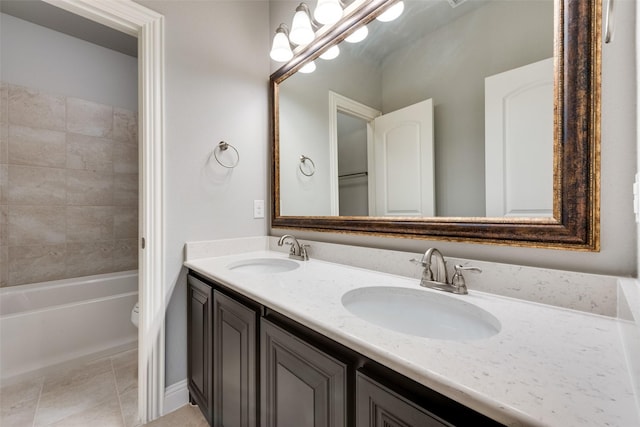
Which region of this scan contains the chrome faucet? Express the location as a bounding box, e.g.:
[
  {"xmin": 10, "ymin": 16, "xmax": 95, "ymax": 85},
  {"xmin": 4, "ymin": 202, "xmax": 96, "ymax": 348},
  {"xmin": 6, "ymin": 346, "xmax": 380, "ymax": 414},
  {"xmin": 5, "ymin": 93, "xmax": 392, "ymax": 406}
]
[
  {"xmin": 277, "ymin": 234, "xmax": 310, "ymax": 261},
  {"xmin": 410, "ymin": 248, "xmax": 481, "ymax": 295}
]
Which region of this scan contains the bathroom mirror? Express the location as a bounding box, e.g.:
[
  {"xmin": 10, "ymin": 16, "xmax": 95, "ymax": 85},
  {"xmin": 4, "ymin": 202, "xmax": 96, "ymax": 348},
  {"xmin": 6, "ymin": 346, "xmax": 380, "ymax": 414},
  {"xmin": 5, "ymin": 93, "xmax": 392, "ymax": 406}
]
[{"xmin": 271, "ymin": 0, "xmax": 600, "ymax": 250}]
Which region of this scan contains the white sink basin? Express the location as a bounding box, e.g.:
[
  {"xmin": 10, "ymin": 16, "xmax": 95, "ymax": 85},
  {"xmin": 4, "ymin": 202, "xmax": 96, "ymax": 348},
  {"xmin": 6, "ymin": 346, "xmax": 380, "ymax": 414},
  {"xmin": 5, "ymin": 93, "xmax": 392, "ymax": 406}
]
[
  {"xmin": 341, "ymin": 286, "xmax": 500, "ymax": 341},
  {"xmin": 226, "ymin": 258, "xmax": 300, "ymax": 274}
]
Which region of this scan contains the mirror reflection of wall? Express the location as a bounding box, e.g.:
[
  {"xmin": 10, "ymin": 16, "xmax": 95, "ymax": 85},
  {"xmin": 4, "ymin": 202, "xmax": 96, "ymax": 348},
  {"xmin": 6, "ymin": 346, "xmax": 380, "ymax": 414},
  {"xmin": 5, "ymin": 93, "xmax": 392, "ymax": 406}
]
[{"xmin": 278, "ymin": 0, "xmax": 553, "ymax": 218}]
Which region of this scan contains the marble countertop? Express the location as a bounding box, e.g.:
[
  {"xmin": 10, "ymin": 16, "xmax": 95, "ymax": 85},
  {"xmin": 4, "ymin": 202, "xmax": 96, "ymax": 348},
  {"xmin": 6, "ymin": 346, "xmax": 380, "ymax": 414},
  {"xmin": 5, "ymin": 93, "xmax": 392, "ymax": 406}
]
[{"xmin": 185, "ymin": 250, "xmax": 639, "ymax": 427}]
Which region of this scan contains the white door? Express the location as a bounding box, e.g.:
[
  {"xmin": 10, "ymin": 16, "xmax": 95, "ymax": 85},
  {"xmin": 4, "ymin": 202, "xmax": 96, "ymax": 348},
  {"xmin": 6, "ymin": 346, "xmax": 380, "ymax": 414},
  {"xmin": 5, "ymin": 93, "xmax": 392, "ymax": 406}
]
[
  {"xmin": 370, "ymin": 99, "xmax": 435, "ymax": 217},
  {"xmin": 485, "ymin": 58, "xmax": 554, "ymax": 217}
]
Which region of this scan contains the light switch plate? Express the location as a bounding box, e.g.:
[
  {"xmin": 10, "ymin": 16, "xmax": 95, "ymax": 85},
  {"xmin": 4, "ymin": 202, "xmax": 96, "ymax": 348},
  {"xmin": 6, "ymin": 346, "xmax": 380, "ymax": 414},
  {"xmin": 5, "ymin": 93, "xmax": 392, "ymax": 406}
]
[{"xmin": 254, "ymin": 200, "xmax": 265, "ymax": 218}]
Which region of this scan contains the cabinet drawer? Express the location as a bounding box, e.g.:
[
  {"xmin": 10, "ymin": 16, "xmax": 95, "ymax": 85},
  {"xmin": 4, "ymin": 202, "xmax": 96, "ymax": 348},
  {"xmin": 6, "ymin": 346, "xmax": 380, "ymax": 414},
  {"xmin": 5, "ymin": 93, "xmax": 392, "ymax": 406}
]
[{"xmin": 356, "ymin": 372, "xmax": 451, "ymax": 427}]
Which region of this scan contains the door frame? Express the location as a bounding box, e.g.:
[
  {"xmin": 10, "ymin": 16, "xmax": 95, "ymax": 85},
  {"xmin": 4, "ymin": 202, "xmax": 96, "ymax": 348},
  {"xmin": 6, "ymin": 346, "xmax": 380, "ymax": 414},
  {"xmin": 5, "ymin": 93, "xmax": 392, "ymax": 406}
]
[
  {"xmin": 42, "ymin": 0, "xmax": 166, "ymax": 423},
  {"xmin": 328, "ymin": 91, "xmax": 380, "ymax": 216}
]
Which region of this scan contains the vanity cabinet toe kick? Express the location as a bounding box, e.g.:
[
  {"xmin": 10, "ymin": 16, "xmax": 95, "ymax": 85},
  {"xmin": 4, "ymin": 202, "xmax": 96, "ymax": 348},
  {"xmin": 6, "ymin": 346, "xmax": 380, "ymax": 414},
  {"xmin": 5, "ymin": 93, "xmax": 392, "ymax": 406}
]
[{"xmin": 187, "ymin": 271, "xmax": 504, "ymax": 427}]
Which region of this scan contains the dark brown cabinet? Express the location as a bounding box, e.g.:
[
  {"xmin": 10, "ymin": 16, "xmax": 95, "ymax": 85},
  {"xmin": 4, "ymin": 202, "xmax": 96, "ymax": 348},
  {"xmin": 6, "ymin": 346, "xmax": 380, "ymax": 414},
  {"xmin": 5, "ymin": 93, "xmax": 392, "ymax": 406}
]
[
  {"xmin": 188, "ymin": 275, "xmax": 213, "ymax": 424},
  {"xmin": 260, "ymin": 319, "xmax": 347, "ymax": 427},
  {"xmin": 356, "ymin": 372, "xmax": 451, "ymax": 427},
  {"xmin": 213, "ymin": 291, "xmax": 257, "ymax": 427}
]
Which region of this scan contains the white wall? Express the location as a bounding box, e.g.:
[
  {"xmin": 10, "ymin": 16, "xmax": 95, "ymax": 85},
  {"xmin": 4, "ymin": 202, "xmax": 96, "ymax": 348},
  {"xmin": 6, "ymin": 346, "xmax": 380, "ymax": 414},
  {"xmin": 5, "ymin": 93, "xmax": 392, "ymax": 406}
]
[
  {"xmin": 135, "ymin": 1, "xmax": 269, "ymax": 386},
  {"xmin": 271, "ymin": 0, "xmax": 638, "ymax": 278},
  {"xmin": 0, "ymin": 13, "xmax": 137, "ymax": 111}
]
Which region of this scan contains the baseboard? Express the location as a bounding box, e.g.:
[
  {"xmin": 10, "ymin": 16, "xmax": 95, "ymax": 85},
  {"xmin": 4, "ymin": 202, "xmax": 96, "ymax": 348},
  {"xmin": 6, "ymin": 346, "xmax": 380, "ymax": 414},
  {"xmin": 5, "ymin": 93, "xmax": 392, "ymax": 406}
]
[{"xmin": 163, "ymin": 379, "xmax": 189, "ymax": 415}]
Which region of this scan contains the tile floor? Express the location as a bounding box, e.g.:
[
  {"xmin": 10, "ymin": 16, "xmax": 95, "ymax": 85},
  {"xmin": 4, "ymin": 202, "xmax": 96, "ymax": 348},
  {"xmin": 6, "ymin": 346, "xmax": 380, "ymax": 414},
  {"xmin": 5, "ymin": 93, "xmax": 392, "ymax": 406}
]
[{"xmin": 0, "ymin": 349, "xmax": 207, "ymax": 427}]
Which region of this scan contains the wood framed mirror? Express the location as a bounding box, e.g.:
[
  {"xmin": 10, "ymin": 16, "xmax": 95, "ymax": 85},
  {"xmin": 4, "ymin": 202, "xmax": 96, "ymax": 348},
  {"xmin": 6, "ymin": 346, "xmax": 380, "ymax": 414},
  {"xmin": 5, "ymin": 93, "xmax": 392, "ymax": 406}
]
[{"xmin": 271, "ymin": 0, "xmax": 600, "ymax": 250}]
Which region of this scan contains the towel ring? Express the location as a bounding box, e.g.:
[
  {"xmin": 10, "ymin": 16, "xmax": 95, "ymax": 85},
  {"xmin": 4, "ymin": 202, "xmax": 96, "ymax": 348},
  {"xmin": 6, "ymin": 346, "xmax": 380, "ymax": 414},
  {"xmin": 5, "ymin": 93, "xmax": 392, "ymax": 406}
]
[
  {"xmin": 299, "ymin": 155, "xmax": 315, "ymax": 177},
  {"xmin": 213, "ymin": 141, "xmax": 239, "ymax": 168}
]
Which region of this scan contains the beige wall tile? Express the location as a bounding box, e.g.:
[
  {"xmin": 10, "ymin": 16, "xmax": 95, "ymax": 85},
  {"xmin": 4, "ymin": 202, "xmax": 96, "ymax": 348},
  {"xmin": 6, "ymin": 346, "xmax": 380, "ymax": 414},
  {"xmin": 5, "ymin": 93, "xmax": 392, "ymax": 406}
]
[
  {"xmin": 8, "ymin": 165, "xmax": 66, "ymax": 205},
  {"xmin": 114, "ymin": 174, "xmax": 138, "ymax": 206},
  {"xmin": 66, "ymin": 133, "xmax": 113, "ymax": 172},
  {"xmin": 0, "ymin": 123, "xmax": 8, "ymax": 164},
  {"xmin": 0, "ymin": 165, "xmax": 6, "ymax": 204},
  {"xmin": 113, "ymin": 239, "xmax": 137, "ymax": 271},
  {"xmin": 112, "ymin": 108, "xmax": 137, "ymax": 144},
  {"xmin": 66, "ymin": 241, "xmax": 114, "ymax": 277},
  {"xmin": 0, "ymin": 245, "xmax": 7, "ymax": 287},
  {"xmin": 8, "ymin": 244, "xmax": 66, "ymax": 286},
  {"xmin": 8, "ymin": 85, "xmax": 65, "ymax": 131},
  {"xmin": 66, "ymin": 206, "xmax": 114, "ymax": 242},
  {"xmin": 114, "ymin": 207, "xmax": 137, "ymax": 239},
  {"xmin": 8, "ymin": 206, "xmax": 66, "ymax": 245},
  {"xmin": 0, "ymin": 204, "xmax": 7, "ymax": 247},
  {"xmin": 66, "ymin": 98, "xmax": 113, "ymax": 138},
  {"xmin": 8, "ymin": 125, "xmax": 66, "ymax": 168},
  {"xmin": 113, "ymin": 142, "xmax": 138, "ymax": 174},
  {"xmin": 0, "ymin": 82, "xmax": 8, "ymax": 124},
  {"xmin": 66, "ymin": 170, "xmax": 113, "ymax": 206}
]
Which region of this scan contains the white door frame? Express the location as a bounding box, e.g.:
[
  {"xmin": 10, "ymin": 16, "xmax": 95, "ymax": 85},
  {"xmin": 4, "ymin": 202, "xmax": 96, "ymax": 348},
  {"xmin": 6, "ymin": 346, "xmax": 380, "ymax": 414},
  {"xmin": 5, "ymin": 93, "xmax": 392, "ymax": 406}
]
[
  {"xmin": 43, "ymin": 0, "xmax": 166, "ymax": 423},
  {"xmin": 328, "ymin": 91, "xmax": 380, "ymax": 215}
]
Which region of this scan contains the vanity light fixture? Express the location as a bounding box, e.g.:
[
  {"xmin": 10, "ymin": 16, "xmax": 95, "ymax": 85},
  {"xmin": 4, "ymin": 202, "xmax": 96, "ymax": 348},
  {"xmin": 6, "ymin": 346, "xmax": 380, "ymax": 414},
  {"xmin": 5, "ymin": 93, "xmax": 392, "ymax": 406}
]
[
  {"xmin": 290, "ymin": 3, "xmax": 319, "ymax": 46},
  {"xmin": 345, "ymin": 25, "xmax": 368, "ymax": 43},
  {"xmin": 376, "ymin": 0, "xmax": 404, "ymax": 22},
  {"xmin": 299, "ymin": 61, "xmax": 317, "ymax": 73},
  {"xmin": 313, "ymin": 0, "xmax": 343, "ymax": 25},
  {"xmin": 270, "ymin": 24, "xmax": 294, "ymax": 62},
  {"xmin": 320, "ymin": 45, "xmax": 340, "ymax": 60}
]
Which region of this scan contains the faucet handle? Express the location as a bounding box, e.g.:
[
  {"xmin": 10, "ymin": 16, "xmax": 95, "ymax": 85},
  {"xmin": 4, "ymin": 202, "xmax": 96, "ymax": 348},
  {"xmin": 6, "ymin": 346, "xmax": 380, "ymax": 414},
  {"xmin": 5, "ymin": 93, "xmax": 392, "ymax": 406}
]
[
  {"xmin": 300, "ymin": 244, "xmax": 310, "ymax": 261},
  {"xmin": 451, "ymin": 265, "xmax": 481, "ymax": 295},
  {"xmin": 410, "ymin": 258, "xmax": 428, "ymax": 267}
]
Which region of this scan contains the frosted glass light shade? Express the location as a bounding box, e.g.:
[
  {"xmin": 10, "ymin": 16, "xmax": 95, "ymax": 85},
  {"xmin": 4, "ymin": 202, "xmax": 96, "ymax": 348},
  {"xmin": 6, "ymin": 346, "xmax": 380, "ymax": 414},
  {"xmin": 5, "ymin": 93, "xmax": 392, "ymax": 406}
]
[
  {"xmin": 376, "ymin": 1, "xmax": 404, "ymax": 22},
  {"xmin": 314, "ymin": 0, "xmax": 343, "ymax": 25},
  {"xmin": 290, "ymin": 10, "xmax": 315, "ymax": 45},
  {"xmin": 320, "ymin": 45, "xmax": 340, "ymax": 60},
  {"xmin": 299, "ymin": 61, "xmax": 317, "ymax": 73},
  {"xmin": 345, "ymin": 26, "xmax": 368, "ymax": 43},
  {"xmin": 270, "ymin": 31, "xmax": 293, "ymax": 62}
]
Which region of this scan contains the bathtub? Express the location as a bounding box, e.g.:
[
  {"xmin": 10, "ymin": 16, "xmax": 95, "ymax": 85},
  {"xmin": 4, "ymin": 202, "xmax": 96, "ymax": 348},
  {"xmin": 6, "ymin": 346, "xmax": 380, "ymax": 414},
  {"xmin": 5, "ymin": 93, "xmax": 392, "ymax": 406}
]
[{"xmin": 0, "ymin": 271, "xmax": 138, "ymax": 382}]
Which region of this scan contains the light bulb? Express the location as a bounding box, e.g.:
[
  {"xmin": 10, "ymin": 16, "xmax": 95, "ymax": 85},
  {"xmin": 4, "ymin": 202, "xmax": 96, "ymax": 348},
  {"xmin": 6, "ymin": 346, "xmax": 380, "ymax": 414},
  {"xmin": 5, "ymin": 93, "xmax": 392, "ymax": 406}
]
[
  {"xmin": 269, "ymin": 27, "xmax": 293, "ymax": 62},
  {"xmin": 320, "ymin": 45, "xmax": 340, "ymax": 60},
  {"xmin": 376, "ymin": 1, "xmax": 404, "ymax": 22},
  {"xmin": 299, "ymin": 61, "xmax": 316, "ymax": 73},
  {"xmin": 290, "ymin": 9, "xmax": 315, "ymax": 46},
  {"xmin": 314, "ymin": 0, "xmax": 343, "ymax": 25},
  {"xmin": 345, "ymin": 26, "xmax": 368, "ymax": 43}
]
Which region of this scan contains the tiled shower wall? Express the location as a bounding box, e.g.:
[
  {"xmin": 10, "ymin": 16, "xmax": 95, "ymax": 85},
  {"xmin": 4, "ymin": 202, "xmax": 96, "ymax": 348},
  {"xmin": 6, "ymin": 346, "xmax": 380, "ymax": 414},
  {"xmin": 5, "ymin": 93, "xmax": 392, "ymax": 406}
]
[{"xmin": 0, "ymin": 82, "xmax": 138, "ymax": 287}]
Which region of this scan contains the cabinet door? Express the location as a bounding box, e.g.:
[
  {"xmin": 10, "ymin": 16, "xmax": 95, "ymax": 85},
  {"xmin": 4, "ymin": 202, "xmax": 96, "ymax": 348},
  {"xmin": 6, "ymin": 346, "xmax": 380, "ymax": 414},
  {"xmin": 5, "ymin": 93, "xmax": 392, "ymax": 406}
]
[
  {"xmin": 213, "ymin": 291, "xmax": 257, "ymax": 427},
  {"xmin": 187, "ymin": 275, "xmax": 213, "ymax": 424},
  {"xmin": 261, "ymin": 319, "xmax": 347, "ymax": 427},
  {"xmin": 356, "ymin": 372, "xmax": 451, "ymax": 427}
]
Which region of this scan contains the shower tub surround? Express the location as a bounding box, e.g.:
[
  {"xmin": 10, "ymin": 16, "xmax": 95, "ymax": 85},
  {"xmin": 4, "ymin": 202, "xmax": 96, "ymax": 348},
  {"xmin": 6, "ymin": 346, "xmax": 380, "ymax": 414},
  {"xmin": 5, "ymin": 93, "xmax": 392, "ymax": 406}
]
[
  {"xmin": 0, "ymin": 82, "xmax": 139, "ymax": 288},
  {"xmin": 184, "ymin": 236, "xmax": 640, "ymax": 427}
]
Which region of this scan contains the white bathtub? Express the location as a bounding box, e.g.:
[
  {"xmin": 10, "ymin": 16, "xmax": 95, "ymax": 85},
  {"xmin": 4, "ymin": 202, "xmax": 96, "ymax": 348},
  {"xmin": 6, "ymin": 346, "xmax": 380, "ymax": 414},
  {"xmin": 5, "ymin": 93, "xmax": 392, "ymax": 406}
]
[{"xmin": 0, "ymin": 271, "xmax": 138, "ymax": 382}]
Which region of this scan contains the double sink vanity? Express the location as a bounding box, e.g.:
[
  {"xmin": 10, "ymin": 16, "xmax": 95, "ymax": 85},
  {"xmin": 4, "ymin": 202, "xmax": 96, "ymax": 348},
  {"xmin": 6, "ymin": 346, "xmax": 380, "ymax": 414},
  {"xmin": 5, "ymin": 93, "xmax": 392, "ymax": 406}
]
[{"xmin": 183, "ymin": 237, "xmax": 639, "ymax": 427}]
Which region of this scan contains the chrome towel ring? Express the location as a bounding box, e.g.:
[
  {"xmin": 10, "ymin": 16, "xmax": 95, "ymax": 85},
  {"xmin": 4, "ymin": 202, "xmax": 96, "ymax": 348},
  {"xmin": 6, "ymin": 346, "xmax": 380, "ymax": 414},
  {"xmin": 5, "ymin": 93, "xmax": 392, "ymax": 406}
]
[
  {"xmin": 299, "ymin": 155, "xmax": 316, "ymax": 176},
  {"xmin": 214, "ymin": 141, "xmax": 239, "ymax": 168}
]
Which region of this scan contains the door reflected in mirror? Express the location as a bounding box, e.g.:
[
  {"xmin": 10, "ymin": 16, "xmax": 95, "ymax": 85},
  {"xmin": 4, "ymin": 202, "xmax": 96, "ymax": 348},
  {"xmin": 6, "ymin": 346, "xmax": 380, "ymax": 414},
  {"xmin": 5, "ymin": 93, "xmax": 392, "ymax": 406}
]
[{"xmin": 278, "ymin": 0, "xmax": 554, "ymax": 218}]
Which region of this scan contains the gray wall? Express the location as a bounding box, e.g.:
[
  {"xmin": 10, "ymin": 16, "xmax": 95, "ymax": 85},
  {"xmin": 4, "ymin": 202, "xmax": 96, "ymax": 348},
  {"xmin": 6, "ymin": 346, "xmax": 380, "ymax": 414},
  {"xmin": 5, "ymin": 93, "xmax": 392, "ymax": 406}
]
[
  {"xmin": 271, "ymin": 0, "xmax": 638, "ymax": 278},
  {"xmin": 135, "ymin": 0, "xmax": 270, "ymax": 386},
  {"xmin": 0, "ymin": 13, "xmax": 137, "ymax": 111},
  {"xmin": 381, "ymin": 1, "xmax": 553, "ymax": 216}
]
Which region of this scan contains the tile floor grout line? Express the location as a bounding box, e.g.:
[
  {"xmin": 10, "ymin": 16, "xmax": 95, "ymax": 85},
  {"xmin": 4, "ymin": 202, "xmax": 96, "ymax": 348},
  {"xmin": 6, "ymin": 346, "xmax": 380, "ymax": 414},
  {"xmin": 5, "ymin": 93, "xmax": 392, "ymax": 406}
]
[
  {"xmin": 111, "ymin": 355, "xmax": 129, "ymax": 427},
  {"xmin": 31, "ymin": 376, "xmax": 45, "ymax": 427}
]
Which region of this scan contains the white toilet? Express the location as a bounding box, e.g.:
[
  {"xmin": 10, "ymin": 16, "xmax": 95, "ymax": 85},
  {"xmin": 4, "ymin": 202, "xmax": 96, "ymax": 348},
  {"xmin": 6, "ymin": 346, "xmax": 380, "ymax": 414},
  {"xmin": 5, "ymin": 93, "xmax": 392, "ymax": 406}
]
[{"xmin": 131, "ymin": 301, "xmax": 139, "ymax": 328}]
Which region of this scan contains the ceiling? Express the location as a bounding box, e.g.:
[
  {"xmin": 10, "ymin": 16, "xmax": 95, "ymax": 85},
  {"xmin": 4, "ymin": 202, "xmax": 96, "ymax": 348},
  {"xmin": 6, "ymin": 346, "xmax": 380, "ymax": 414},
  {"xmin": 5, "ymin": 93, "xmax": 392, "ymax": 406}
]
[{"xmin": 0, "ymin": 0, "xmax": 138, "ymax": 57}]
